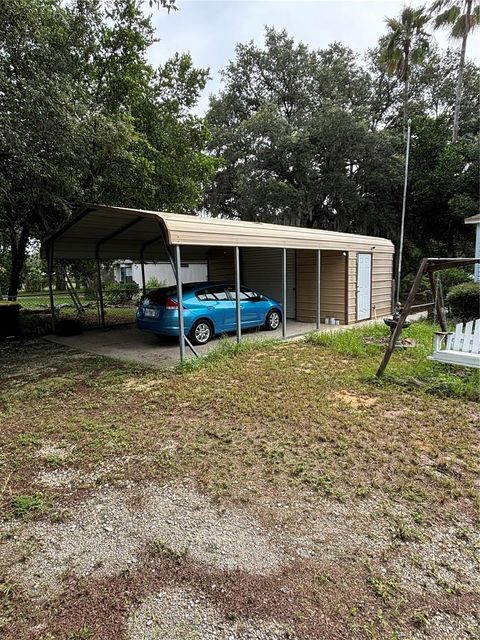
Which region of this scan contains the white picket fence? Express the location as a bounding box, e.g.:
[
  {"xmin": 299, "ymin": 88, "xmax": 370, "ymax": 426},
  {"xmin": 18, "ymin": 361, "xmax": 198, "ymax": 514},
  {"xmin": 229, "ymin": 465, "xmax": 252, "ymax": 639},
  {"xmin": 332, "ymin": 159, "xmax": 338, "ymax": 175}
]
[{"xmin": 429, "ymin": 319, "xmax": 480, "ymax": 368}]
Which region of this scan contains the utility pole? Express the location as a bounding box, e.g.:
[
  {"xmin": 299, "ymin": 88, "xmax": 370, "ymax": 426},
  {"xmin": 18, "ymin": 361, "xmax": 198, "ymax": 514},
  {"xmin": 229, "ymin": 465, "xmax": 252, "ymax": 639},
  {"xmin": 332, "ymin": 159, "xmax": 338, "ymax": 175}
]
[{"xmin": 395, "ymin": 118, "xmax": 412, "ymax": 308}]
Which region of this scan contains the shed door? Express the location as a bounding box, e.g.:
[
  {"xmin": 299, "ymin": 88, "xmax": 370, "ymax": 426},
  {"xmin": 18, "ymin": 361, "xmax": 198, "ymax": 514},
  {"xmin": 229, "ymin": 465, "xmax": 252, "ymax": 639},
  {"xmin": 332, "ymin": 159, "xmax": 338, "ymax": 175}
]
[
  {"xmin": 356, "ymin": 253, "xmax": 372, "ymax": 321},
  {"xmin": 241, "ymin": 248, "xmax": 296, "ymax": 319}
]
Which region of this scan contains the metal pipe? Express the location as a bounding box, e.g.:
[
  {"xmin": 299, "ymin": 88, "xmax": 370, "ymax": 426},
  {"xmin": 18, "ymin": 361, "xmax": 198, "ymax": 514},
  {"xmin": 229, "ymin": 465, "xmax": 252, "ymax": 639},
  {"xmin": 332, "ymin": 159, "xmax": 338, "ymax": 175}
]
[
  {"xmin": 140, "ymin": 256, "xmax": 146, "ymax": 297},
  {"xmin": 282, "ymin": 248, "xmax": 287, "ymax": 338},
  {"xmin": 316, "ymin": 249, "xmax": 321, "ymax": 330},
  {"xmin": 96, "ymin": 251, "xmax": 106, "ymax": 329},
  {"xmin": 156, "ymin": 223, "xmax": 199, "ymax": 357},
  {"xmin": 174, "ymin": 245, "xmax": 186, "ymax": 362},
  {"xmin": 395, "ymin": 117, "xmax": 412, "ymax": 308},
  {"xmin": 47, "ymin": 242, "xmax": 56, "ymax": 333},
  {"xmin": 234, "ymin": 246, "xmax": 241, "ymax": 343}
]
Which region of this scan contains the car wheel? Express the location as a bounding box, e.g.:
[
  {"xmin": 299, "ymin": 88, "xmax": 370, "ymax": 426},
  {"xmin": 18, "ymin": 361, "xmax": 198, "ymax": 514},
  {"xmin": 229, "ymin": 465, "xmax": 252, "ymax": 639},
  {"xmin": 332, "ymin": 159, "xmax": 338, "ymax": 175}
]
[
  {"xmin": 189, "ymin": 319, "xmax": 213, "ymax": 345},
  {"xmin": 265, "ymin": 309, "xmax": 281, "ymax": 331}
]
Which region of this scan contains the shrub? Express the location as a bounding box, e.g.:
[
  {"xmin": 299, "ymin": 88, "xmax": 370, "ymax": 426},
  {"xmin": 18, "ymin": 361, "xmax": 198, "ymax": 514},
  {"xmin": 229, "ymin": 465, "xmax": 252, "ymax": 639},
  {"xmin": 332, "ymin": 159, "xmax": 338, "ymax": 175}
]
[
  {"xmin": 437, "ymin": 268, "xmax": 472, "ymax": 296},
  {"xmin": 446, "ymin": 282, "xmax": 480, "ymax": 322},
  {"xmin": 146, "ymin": 276, "xmax": 165, "ymax": 290},
  {"xmin": 103, "ymin": 281, "xmax": 139, "ymax": 305},
  {"xmin": 19, "ymin": 311, "xmax": 52, "ymax": 338}
]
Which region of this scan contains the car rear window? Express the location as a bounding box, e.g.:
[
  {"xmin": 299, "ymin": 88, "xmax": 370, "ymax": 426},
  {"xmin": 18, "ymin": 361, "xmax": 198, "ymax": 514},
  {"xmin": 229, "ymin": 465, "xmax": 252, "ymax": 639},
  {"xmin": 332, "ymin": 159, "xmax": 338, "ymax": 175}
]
[{"xmin": 145, "ymin": 284, "xmax": 197, "ymax": 305}]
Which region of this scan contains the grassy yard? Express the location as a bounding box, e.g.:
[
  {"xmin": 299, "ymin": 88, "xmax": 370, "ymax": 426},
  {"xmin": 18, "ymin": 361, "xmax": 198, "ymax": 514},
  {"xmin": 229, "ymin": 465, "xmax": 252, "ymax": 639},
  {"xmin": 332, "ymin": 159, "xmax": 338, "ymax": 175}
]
[{"xmin": 0, "ymin": 322, "xmax": 478, "ymax": 640}]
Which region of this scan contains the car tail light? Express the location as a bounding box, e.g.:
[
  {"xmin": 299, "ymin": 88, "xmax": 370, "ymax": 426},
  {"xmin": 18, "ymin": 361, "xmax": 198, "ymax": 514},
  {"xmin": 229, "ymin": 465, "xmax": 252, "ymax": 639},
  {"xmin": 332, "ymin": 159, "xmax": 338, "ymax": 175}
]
[{"xmin": 165, "ymin": 297, "xmax": 178, "ymax": 310}]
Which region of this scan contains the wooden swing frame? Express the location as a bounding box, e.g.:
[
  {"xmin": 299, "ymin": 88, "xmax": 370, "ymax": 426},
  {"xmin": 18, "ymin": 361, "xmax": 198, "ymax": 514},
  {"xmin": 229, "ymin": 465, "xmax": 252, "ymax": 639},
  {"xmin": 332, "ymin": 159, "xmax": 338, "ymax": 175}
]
[{"xmin": 376, "ymin": 257, "xmax": 480, "ymax": 377}]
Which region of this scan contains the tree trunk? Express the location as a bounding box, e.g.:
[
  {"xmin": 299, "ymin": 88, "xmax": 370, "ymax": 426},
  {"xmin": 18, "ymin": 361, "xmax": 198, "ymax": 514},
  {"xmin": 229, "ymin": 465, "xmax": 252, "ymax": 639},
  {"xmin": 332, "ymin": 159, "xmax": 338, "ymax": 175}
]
[
  {"xmin": 8, "ymin": 224, "xmax": 30, "ymax": 300},
  {"xmin": 452, "ymin": 2, "xmax": 471, "ymax": 143}
]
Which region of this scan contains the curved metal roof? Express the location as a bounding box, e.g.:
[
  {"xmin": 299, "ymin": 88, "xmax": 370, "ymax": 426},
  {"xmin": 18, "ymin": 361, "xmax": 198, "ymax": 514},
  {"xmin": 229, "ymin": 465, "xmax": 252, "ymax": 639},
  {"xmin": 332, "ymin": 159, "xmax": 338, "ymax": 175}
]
[{"xmin": 42, "ymin": 204, "xmax": 395, "ymax": 260}]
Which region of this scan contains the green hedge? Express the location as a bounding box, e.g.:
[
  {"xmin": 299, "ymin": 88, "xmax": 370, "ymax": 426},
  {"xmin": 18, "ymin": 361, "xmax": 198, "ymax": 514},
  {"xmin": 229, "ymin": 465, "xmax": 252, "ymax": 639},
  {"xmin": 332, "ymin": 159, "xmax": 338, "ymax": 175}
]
[
  {"xmin": 446, "ymin": 282, "xmax": 480, "ymax": 322},
  {"xmin": 103, "ymin": 281, "xmax": 139, "ymax": 305}
]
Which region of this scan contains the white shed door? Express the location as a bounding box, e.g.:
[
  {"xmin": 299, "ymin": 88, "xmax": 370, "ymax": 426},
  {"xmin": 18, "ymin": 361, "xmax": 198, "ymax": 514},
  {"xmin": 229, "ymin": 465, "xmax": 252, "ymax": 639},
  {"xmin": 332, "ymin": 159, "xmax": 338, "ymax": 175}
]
[
  {"xmin": 357, "ymin": 253, "xmax": 372, "ymax": 321},
  {"xmin": 241, "ymin": 247, "xmax": 296, "ymax": 318}
]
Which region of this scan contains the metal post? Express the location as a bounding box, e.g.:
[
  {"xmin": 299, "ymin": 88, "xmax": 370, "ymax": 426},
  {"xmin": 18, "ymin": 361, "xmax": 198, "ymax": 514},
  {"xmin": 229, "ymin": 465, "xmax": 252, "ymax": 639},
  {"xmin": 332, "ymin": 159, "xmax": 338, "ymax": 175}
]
[
  {"xmin": 96, "ymin": 252, "xmax": 106, "ymax": 329},
  {"xmin": 282, "ymin": 248, "xmax": 287, "ymax": 338},
  {"xmin": 235, "ymin": 246, "xmax": 241, "ymax": 343},
  {"xmin": 140, "ymin": 256, "xmax": 147, "ymax": 297},
  {"xmin": 47, "ymin": 243, "xmax": 56, "ymax": 333},
  {"xmin": 316, "ymin": 249, "xmax": 321, "ymax": 330},
  {"xmin": 395, "ymin": 117, "xmax": 412, "ymax": 308},
  {"xmin": 175, "ymin": 245, "xmax": 186, "ymax": 362}
]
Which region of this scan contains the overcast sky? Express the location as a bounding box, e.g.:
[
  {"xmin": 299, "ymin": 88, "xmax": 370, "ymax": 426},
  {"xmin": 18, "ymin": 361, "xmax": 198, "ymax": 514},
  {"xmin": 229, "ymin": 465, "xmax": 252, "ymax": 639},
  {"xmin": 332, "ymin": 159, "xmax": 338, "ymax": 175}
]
[{"xmin": 146, "ymin": 0, "xmax": 480, "ymax": 114}]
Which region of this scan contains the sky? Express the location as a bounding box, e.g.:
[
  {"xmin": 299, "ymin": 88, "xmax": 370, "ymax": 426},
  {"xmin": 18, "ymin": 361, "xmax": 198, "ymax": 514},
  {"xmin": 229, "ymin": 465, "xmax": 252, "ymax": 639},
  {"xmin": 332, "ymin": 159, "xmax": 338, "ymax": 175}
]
[{"xmin": 146, "ymin": 0, "xmax": 480, "ymax": 114}]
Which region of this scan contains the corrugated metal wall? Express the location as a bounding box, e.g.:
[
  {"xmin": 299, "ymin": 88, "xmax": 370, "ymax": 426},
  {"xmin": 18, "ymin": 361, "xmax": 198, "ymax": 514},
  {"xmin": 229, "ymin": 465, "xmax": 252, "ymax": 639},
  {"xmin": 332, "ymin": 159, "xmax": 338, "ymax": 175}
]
[
  {"xmin": 241, "ymin": 248, "xmax": 296, "ymax": 318},
  {"xmin": 296, "ymin": 250, "xmax": 346, "ymax": 324}
]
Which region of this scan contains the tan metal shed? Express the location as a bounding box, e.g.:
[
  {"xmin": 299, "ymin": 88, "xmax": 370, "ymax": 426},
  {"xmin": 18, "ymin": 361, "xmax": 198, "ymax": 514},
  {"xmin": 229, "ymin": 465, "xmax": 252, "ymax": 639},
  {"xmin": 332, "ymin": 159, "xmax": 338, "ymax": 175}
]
[{"xmin": 42, "ymin": 204, "xmax": 395, "ymax": 358}]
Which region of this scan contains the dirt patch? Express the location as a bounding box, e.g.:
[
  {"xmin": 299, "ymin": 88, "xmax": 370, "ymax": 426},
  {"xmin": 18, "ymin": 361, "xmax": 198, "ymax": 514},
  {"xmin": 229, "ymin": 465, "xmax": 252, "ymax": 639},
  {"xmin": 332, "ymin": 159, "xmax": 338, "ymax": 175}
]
[
  {"xmin": 0, "ymin": 481, "xmax": 285, "ymax": 600},
  {"xmin": 35, "ymin": 441, "xmax": 74, "ymax": 461},
  {"xmin": 127, "ymin": 586, "xmax": 296, "ymax": 640},
  {"xmin": 330, "ymin": 390, "xmax": 378, "ymax": 408}
]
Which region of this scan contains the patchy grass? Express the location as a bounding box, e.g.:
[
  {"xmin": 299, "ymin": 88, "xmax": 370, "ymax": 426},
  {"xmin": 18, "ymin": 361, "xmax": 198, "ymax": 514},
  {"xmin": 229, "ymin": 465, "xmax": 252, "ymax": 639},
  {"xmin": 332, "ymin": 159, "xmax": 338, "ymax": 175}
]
[
  {"xmin": 177, "ymin": 335, "xmax": 278, "ymax": 373},
  {"xmin": 307, "ymin": 320, "xmax": 480, "ymax": 400},
  {"xmin": 0, "ymin": 327, "xmax": 478, "ymax": 640}
]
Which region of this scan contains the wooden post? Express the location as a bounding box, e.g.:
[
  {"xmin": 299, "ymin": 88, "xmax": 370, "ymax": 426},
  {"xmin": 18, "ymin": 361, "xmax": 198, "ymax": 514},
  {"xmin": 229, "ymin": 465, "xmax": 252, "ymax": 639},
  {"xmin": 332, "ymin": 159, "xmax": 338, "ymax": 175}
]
[
  {"xmin": 427, "ymin": 271, "xmax": 447, "ymax": 333},
  {"xmin": 376, "ymin": 258, "xmax": 429, "ymax": 377}
]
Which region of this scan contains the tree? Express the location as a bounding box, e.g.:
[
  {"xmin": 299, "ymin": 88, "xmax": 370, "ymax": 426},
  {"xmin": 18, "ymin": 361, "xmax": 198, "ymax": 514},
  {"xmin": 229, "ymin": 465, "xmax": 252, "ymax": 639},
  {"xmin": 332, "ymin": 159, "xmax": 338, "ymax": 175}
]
[
  {"xmin": 0, "ymin": 0, "xmax": 217, "ymax": 298},
  {"xmin": 430, "ymin": 0, "xmax": 480, "ymax": 141},
  {"xmin": 206, "ymin": 29, "xmax": 403, "ymax": 236},
  {"xmin": 379, "ymin": 6, "xmax": 431, "ymax": 134}
]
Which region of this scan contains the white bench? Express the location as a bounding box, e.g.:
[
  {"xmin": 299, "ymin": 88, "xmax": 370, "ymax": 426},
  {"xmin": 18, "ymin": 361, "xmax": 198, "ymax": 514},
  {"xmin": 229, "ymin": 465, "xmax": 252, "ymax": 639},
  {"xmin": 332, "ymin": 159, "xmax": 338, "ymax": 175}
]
[{"xmin": 429, "ymin": 319, "xmax": 480, "ymax": 368}]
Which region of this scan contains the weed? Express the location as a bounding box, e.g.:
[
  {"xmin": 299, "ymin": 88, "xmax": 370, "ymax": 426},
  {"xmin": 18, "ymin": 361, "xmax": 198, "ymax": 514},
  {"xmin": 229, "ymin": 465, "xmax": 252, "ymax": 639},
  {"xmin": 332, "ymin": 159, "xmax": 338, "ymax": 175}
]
[
  {"xmin": 45, "ymin": 453, "xmax": 65, "ymax": 467},
  {"xmin": 152, "ymin": 539, "xmax": 184, "ymax": 562},
  {"xmin": 369, "ymin": 574, "xmax": 400, "ymax": 603},
  {"xmin": 411, "ymin": 611, "xmax": 429, "ymax": 628},
  {"xmin": 391, "ymin": 517, "xmax": 423, "ymax": 542},
  {"xmin": 0, "ymin": 582, "xmax": 15, "ymax": 599},
  {"xmin": 69, "ymin": 627, "xmax": 92, "ymax": 640},
  {"xmin": 177, "ymin": 336, "xmax": 278, "ymax": 374},
  {"xmin": 17, "ymin": 433, "xmax": 41, "ymax": 447},
  {"xmin": 11, "ymin": 493, "xmax": 45, "ymax": 519}
]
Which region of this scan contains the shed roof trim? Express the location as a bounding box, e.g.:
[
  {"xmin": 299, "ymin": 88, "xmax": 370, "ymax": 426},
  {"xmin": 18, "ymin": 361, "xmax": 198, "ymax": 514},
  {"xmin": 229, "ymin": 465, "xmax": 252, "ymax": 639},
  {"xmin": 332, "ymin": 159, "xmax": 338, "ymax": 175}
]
[{"xmin": 42, "ymin": 204, "xmax": 395, "ymax": 260}]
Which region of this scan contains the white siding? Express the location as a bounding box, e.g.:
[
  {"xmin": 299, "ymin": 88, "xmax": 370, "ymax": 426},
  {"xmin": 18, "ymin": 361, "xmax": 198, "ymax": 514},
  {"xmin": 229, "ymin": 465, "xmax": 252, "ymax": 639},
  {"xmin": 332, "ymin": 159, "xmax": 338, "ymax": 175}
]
[{"xmin": 114, "ymin": 261, "xmax": 207, "ymax": 287}]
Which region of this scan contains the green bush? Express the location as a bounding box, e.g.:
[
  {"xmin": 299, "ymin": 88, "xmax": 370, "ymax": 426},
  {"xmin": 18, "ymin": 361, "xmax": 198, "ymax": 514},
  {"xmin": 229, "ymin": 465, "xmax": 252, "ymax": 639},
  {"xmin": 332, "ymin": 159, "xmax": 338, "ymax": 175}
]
[
  {"xmin": 437, "ymin": 268, "xmax": 472, "ymax": 296},
  {"xmin": 19, "ymin": 311, "xmax": 52, "ymax": 338},
  {"xmin": 446, "ymin": 282, "xmax": 479, "ymax": 322},
  {"xmin": 146, "ymin": 276, "xmax": 165, "ymax": 290},
  {"xmin": 103, "ymin": 281, "xmax": 139, "ymax": 305}
]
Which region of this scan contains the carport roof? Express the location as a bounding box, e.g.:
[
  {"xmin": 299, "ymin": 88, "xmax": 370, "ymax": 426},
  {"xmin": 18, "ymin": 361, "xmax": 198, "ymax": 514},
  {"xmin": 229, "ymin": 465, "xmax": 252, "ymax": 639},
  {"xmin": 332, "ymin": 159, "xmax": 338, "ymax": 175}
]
[{"xmin": 42, "ymin": 204, "xmax": 395, "ymax": 260}]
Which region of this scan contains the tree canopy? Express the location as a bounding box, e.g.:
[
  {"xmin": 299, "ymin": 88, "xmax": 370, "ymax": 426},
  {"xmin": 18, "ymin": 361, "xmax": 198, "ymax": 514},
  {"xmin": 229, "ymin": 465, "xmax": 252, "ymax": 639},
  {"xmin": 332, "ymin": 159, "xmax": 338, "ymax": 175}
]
[
  {"xmin": 205, "ymin": 26, "xmax": 479, "ymax": 279},
  {"xmin": 0, "ymin": 0, "xmax": 218, "ymax": 296}
]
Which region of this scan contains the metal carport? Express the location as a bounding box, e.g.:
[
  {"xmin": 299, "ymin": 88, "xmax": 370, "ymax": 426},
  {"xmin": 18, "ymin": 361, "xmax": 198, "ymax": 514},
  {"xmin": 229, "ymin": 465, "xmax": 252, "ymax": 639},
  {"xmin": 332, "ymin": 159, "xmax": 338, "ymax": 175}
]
[{"xmin": 41, "ymin": 204, "xmax": 395, "ymax": 361}]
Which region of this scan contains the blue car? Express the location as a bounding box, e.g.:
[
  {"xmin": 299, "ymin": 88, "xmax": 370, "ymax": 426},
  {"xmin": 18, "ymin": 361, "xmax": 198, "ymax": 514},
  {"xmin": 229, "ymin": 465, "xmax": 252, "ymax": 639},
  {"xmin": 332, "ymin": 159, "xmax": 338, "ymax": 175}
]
[{"xmin": 136, "ymin": 282, "xmax": 282, "ymax": 345}]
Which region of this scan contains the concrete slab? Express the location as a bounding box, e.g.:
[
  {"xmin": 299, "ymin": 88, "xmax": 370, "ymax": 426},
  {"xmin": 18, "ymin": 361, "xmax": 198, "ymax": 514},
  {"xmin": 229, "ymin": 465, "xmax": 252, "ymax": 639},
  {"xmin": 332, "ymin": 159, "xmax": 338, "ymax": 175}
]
[
  {"xmin": 46, "ymin": 314, "xmax": 423, "ymax": 370},
  {"xmin": 45, "ymin": 320, "xmax": 319, "ymax": 369}
]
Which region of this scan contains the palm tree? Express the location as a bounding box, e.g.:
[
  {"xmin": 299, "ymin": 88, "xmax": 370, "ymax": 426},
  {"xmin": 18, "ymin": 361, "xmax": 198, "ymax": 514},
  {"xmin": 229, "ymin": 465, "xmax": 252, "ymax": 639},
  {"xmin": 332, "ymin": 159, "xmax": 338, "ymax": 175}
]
[
  {"xmin": 380, "ymin": 6, "xmax": 431, "ymax": 134},
  {"xmin": 430, "ymin": 0, "xmax": 480, "ymax": 142}
]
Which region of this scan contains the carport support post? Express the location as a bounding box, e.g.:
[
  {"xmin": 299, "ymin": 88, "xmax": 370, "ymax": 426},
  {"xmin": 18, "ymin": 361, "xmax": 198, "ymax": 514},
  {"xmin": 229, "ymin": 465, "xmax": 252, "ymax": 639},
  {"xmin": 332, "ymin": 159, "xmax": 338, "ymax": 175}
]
[
  {"xmin": 316, "ymin": 250, "xmax": 321, "ymax": 330},
  {"xmin": 174, "ymin": 245, "xmax": 186, "ymax": 362},
  {"xmin": 282, "ymin": 248, "xmax": 287, "ymax": 338},
  {"xmin": 96, "ymin": 252, "xmax": 106, "ymax": 329},
  {"xmin": 140, "ymin": 256, "xmax": 146, "ymax": 297},
  {"xmin": 235, "ymin": 246, "xmax": 241, "ymax": 343},
  {"xmin": 47, "ymin": 243, "xmax": 56, "ymax": 333}
]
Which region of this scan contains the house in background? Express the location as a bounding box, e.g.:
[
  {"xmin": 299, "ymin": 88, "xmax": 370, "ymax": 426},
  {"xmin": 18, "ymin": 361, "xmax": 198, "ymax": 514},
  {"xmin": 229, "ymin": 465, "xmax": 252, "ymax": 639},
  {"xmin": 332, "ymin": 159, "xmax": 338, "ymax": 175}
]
[
  {"xmin": 465, "ymin": 214, "xmax": 480, "ymax": 282},
  {"xmin": 113, "ymin": 260, "xmax": 207, "ymax": 288}
]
